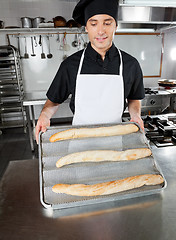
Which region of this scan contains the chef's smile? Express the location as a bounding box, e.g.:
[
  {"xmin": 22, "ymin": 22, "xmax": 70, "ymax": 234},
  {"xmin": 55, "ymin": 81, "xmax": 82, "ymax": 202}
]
[{"xmin": 95, "ymin": 36, "xmax": 108, "ymax": 42}]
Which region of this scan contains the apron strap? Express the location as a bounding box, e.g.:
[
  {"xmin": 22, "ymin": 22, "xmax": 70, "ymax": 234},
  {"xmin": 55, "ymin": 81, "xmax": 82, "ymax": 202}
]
[
  {"xmin": 77, "ymin": 49, "xmax": 86, "ymax": 75},
  {"xmin": 117, "ymin": 48, "xmax": 123, "ymax": 76}
]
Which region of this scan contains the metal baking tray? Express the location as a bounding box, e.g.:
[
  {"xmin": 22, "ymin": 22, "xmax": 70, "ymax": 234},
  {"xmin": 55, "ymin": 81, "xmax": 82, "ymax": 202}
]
[{"xmin": 39, "ymin": 122, "xmax": 166, "ymax": 209}]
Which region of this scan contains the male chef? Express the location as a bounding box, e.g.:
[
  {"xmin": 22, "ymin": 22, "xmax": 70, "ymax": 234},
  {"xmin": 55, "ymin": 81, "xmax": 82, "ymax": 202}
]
[{"xmin": 35, "ymin": 0, "xmax": 145, "ymax": 143}]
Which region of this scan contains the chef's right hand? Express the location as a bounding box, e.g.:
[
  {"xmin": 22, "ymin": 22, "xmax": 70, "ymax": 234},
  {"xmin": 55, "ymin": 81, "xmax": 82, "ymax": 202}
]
[{"xmin": 35, "ymin": 112, "xmax": 50, "ymax": 144}]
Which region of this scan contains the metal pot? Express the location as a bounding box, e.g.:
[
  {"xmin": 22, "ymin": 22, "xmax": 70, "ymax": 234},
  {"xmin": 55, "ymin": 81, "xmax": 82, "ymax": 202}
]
[
  {"xmin": 32, "ymin": 17, "xmax": 45, "ymax": 28},
  {"xmin": 21, "ymin": 17, "xmax": 32, "ymax": 28},
  {"xmin": 0, "ymin": 20, "xmax": 4, "ymax": 29}
]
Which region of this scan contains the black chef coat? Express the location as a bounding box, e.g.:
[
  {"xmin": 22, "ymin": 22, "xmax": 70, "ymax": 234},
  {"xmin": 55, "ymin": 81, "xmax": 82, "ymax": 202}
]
[{"xmin": 47, "ymin": 42, "xmax": 145, "ymax": 113}]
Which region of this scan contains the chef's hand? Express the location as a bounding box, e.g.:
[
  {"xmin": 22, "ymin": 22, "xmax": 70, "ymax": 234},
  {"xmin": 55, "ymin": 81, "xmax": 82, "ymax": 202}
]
[
  {"xmin": 130, "ymin": 115, "xmax": 144, "ymax": 132},
  {"xmin": 35, "ymin": 112, "xmax": 50, "ymax": 144},
  {"xmin": 35, "ymin": 99, "xmax": 60, "ymax": 144},
  {"xmin": 128, "ymin": 99, "xmax": 144, "ymax": 131}
]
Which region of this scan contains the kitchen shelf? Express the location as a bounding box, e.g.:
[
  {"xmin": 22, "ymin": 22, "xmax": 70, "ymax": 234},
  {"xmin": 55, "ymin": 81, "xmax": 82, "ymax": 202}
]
[
  {"xmin": 0, "ymin": 120, "xmax": 25, "ymax": 129},
  {"xmin": 0, "ymin": 27, "xmax": 84, "ymax": 32},
  {"xmin": 0, "ymin": 45, "xmax": 26, "ymax": 132}
]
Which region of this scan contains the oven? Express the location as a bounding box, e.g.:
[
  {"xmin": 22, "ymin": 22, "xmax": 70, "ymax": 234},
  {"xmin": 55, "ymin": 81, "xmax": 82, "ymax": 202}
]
[{"xmin": 141, "ymin": 88, "xmax": 172, "ymax": 114}]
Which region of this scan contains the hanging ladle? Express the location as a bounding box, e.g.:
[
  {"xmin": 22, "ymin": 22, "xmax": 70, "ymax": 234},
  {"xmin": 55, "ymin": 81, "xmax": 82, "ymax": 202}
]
[
  {"xmin": 40, "ymin": 35, "xmax": 46, "ymax": 59},
  {"xmin": 47, "ymin": 36, "xmax": 53, "ymax": 59},
  {"xmin": 24, "ymin": 37, "xmax": 29, "ymax": 59},
  {"xmin": 31, "ymin": 36, "xmax": 36, "ymax": 57},
  {"xmin": 72, "ymin": 34, "xmax": 79, "ymax": 48}
]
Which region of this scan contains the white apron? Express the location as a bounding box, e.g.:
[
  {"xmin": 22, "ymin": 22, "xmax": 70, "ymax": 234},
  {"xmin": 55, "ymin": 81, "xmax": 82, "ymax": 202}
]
[{"xmin": 72, "ymin": 48, "xmax": 124, "ymax": 126}]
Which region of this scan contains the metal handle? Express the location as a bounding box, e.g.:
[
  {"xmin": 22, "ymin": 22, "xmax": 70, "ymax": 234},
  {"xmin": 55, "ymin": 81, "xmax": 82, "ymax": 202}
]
[{"xmin": 31, "ymin": 37, "xmax": 36, "ymax": 56}]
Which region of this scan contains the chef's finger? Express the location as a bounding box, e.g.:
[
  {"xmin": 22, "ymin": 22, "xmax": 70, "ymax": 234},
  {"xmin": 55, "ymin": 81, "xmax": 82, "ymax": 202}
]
[
  {"xmin": 35, "ymin": 125, "xmax": 41, "ymax": 144},
  {"xmin": 41, "ymin": 126, "xmax": 47, "ymax": 133},
  {"xmin": 35, "ymin": 123, "xmax": 44, "ymax": 144},
  {"xmin": 130, "ymin": 118, "xmax": 144, "ymax": 132}
]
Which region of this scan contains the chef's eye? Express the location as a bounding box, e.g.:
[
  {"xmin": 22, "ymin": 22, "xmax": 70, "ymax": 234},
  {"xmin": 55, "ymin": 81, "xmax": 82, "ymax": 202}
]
[
  {"xmin": 104, "ymin": 22, "xmax": 112, "ymax": 26},
  {"xmin": 91, "ymin": 23, "xmax": 97, "ymax": 26}
]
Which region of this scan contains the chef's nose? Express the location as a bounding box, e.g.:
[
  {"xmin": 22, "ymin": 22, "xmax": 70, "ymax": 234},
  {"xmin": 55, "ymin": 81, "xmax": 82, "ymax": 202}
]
[{"xmin": 97, "ymin": 23, "xmax": 106, "ymax": 35}]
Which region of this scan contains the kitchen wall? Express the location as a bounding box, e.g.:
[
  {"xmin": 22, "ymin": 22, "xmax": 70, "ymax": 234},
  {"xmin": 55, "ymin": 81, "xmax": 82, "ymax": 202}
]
[
  {"xmin": 0, "ymin": 0, "xmax": 77, "ymax": 28},
  {"xmin": 161, "ymin": 27, "xmax": 176, "ymax": 79}
]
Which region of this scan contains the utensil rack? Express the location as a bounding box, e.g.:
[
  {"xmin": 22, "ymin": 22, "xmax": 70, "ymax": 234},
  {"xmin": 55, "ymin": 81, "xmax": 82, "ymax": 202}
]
[{"xmin": 0, "ymin": 45, "xmax": 26, "ymax": 133}]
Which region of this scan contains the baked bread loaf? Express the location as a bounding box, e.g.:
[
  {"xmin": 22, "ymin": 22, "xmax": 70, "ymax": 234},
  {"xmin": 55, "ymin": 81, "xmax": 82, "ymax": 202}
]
[
  {"xmin": 56, "ymin": 148, "xmax": 152, "ymax": 168},
  {"xmin": 52, "ymin": 174, "xmax": 164, "ymax": 196},
  {"xmin": 49, "ymin": 124, "xmax": 139, "ymax": 142}
]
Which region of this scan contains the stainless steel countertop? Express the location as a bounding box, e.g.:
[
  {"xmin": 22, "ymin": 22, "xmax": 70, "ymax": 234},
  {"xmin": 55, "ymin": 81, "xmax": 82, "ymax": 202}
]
[
  {"xmin": 22, "ymin": 88, "xmax": 176, "ymax": 106},
  {"xmin": 23, "ymin": 91, "xmax": 70, "ymax": 106},
  {"xmin": 23, "ymin": 91, "xmax": 46, "ymax": 106},
  {"xmin": 0, "ymin": 146, "xmax": 176, "ymax": 240}
]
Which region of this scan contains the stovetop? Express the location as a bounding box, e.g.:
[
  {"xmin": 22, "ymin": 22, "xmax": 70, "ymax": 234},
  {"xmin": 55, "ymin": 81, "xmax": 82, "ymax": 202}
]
[
  {"xmin": 144, "ymin": 87, "xmax": 176, "ymax": 96},
  {"xmin": 143, "ymin": 114, "xmax": 176, "ymax": 148},
  {"xmin": 145, "ymin": 88, "xmax": 158, "ymax": 95}
]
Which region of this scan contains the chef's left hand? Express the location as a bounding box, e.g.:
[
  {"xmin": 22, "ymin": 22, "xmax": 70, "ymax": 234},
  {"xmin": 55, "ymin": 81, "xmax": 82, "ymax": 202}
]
[{"xmin": 130, "ymin": 115, "xmax": 144, "ymax": 132}]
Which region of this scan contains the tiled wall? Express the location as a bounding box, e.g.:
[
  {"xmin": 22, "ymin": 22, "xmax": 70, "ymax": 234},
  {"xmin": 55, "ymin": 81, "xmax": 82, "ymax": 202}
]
[{"xmin": 0, "ymin": 0, "xmax": 77, "ymax": 28}]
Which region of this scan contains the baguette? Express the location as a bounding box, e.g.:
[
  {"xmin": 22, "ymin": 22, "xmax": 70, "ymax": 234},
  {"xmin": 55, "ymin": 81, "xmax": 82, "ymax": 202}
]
[
  {"xmin": 52, "ymin": 174, "xmax": 164, "ymax": 196},
  {"xmin": 49, "ymin": 124, "xmax": 139, "ymax": 142},
  {"xmin": 56, "ymin": 148, "xmax": 152, "ymax": 168}
]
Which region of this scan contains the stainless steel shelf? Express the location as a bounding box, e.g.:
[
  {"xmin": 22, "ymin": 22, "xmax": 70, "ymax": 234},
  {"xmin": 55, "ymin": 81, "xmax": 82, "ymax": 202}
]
[
  {"xmin": 0, "ymin": 45, "xmax": 26, "ymax": 131},
  {"xmin": 0, "ymin": 68, "xmax": 16, "ymax": 73},
  {"xmin": 0, "ymin": 56, "xmax": 16, "ymax": 61},
  {"xmin": 0, "ymin": 79, "xmax": 22, "ymax": 85},
  {"xmin": 0, "ymin": 120, "xmax": 25, "ymax": 129}
]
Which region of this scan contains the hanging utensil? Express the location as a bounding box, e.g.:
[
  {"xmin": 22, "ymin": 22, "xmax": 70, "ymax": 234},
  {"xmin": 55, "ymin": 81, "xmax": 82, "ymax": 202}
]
[
  {"xmin": 72, "ymin": 34, "xmax": 78, "ymax": 48},
  {"xmin": 17, "ymin": 36, "xmax": 21, "ymax": 58},
  {"xmin": 77, "ymin": 33, "xmax": 81, "ymax": 50},
  {"xmin": 56, "ymin": 33, "xmax": 60, "ymax": 42},
  {"xmin": 63, "ymin": 33, "xmax": 70, "ymax": 51},
  {"xmin": 39, "ymin": 35, "xmax": 42, "ymax": 46},
  {"xmin": 23, "ymin": 37, "xmax": 29, "ymax": 59},
  {"xmin": 34, "ymin": 36, "xmax": 37, "ymax": 47},
  {"xmin": 47, "ymin": 35, "xmax": 53, "ymax": 59},
  {"xmin": 59, "ymin": 34, "xmax": 64, "ymax": 50},
  {"xmin": 80, "ymin": 34, "xmax": 88, "ymax": 48},
  {"xmin": 31, "ymin": 36, "xmax": 36, "ymax": 57},
  {"xmin": 56, "ymin": 33, "xmax": 60, "ymax": 50},
  {"xmin": 40, "ymin": 35, "xmax": 46, "ymax": 59}
]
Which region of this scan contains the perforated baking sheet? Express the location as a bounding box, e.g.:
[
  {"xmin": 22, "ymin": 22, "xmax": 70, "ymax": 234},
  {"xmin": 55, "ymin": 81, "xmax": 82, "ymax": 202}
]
[{"xmin": 39, "ymin": 122, "xmax": 166, "ymax": 209}]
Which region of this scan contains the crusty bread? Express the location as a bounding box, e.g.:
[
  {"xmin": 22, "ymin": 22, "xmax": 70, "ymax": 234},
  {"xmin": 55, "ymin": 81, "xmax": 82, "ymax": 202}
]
[
  {"xmin": 49, "ymin": 124, "xmax": 139, "ymax": 142},
  {"xmin": 52, "ymin": 174, "xmax": 164, "ymax": 196},
  {"xmin": 56, "ymin": 148, "xmax": 152, "ymax": 168}
]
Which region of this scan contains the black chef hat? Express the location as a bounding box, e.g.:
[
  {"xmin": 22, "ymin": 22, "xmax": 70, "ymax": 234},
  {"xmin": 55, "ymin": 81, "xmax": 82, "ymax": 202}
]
[{"xmin": 72, "ymin": 0, "xmax": 119, "ymax": 26}]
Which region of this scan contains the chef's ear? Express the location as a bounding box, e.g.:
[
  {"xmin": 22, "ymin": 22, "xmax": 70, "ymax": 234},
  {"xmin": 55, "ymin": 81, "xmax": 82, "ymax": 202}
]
[
  {"xmin": 85, "ymin": 25, "xmax": 88, "ymax": 32},
  {"xmin": 114, "ymin": 25, "xmax": 117, "ymax": 34}
]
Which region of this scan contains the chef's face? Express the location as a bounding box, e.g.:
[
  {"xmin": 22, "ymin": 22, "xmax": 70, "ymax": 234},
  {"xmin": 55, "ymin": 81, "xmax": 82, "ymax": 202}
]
[{"xmin": 85, "ymin": 14, "xmax": 117, "ymax": 53}]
